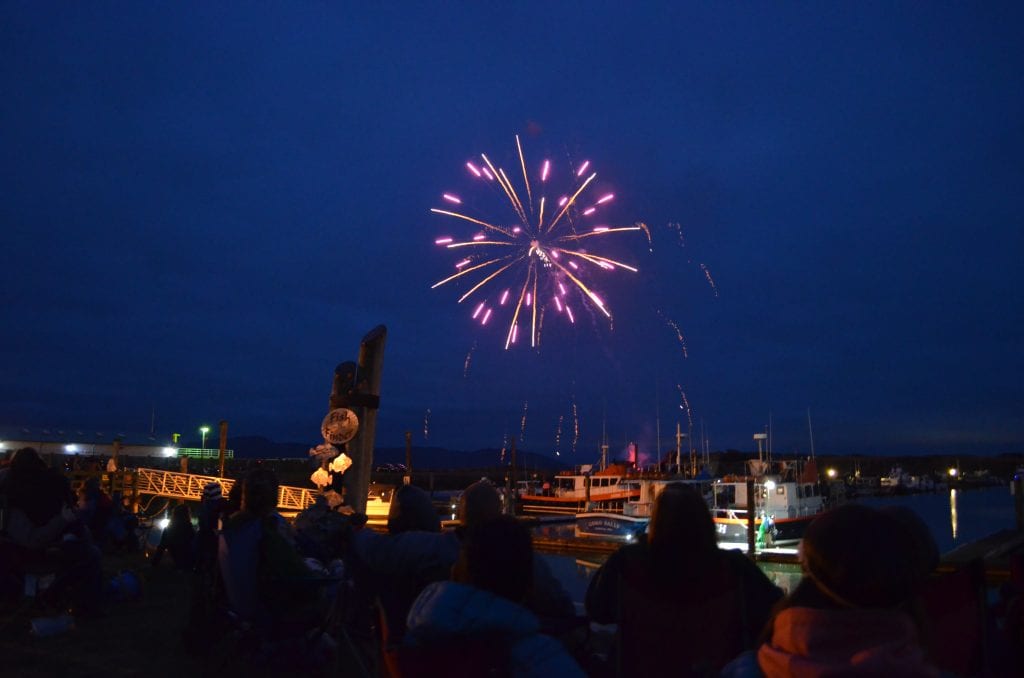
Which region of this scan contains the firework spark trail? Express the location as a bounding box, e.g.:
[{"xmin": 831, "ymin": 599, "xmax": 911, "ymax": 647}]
[
  {"xmin": 699, "ymin": 263, "xmax": 719, "ymax": 297},
  {"xmin": 423, "ymin": 408, "xmax": 431, "ymax": 442},
  {"xmin": 463, "ymin": 341, "xmax": 476, "ymax": 377},
  {"xmin": 555, "ymin": 415, "xmax": 563, "ymax": 457},
  {"xmin": 572, "ymin": 398, "xmax": 580, "ymax": 455},
  {"xmin": 431, "ymin": 136, "xmax": 643, "ymax": 348},
  {"xmin": 676, "ymin": 385, "xmax": 693, "ymax": 429},
  {"xmin": 668, "ymin": 222, "xmax": 685, "ymax": 247},
  {"xmin": 637, "ymin": 222, "xmax": 653, "ymax": 251},
  {"xmin": 520, "ymin": 400, "xmax": 528, "ymax": 444},
  {"xmin": 657, "ymin": 310, "xmax": 688, "ymax": 358},
  {"xmin": 500, "ymin": 432, "xmax": 508, "ymax": 463}
]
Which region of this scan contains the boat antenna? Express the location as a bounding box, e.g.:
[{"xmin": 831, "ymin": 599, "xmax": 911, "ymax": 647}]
[
  {"xmin": 807, "ymin": 407, "xmax": 816, "ymax": 459},
  {"xmin": 601, "ymin": 403, "xmax": 608, "ymax": 471}
]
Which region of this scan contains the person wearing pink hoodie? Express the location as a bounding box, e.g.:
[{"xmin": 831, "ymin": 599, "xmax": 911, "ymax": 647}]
[{"xmin": 725, "ymin": 503, "xmax": 940, "ymax": 677}]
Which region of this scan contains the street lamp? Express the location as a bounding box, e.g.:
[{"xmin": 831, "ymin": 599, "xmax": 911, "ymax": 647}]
[
  {"xmin": 826, "ymin": 468, "xmax": 838, "ymax": 479},
  {"xmin": 200, "ymin": 426, "xmax": 210, "ymax": 449}
]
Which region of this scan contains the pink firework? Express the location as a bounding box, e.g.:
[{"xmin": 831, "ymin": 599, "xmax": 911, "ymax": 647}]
[{"xmin": 430, "ymin": 134, "xmax": 643, "ymax": 349}]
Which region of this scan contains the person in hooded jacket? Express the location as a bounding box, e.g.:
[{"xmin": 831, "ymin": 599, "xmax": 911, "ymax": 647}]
[
  {"xmin": 723, "ymin": 503, "xmax": 940, "ymax": 678},
  {"xmin": 402, "ymin": 515, "xmax": 585, "ymax": 678}
]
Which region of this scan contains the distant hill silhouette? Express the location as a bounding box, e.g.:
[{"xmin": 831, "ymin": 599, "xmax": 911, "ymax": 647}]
[{"xmin": 227, "ymin": 436, "xmax": 566, "ymax": 471}]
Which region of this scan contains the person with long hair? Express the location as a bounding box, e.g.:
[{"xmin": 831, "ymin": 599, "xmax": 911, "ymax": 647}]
[{"xmin": 586, "ymin": 482, "xmax": 782, "ymax": 677}]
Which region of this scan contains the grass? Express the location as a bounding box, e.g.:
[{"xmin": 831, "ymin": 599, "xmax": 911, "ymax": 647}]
[{"xmin": 1, "ymin": 549, "xmax": 208, "ymax": 677}]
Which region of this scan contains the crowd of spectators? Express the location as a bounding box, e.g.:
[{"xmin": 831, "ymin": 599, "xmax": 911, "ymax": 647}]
[{"xmin": 3, "ymin": 446, "xmax": 1023, "ymax": 676}]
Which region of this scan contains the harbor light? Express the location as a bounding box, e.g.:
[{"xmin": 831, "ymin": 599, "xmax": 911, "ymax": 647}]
[
  {"xmin": 65, "ymin": 444, "xmax": 79, "ymax": 453},
  {"xmin": 162, "ymin": 447, "xmax": 177, "ymax": 457},
  {"xmin": 948, "ymin": 467, "xmax": 958, "ymax": 478},
  {"xmin": 764, "ymin": 480, "xmax": 777, "ymax": 491},
  {"xmin": 200, "ymin": 426, "xmax": 210, "ymax": 449},
  {"xmin": 826, "ymin": 468, "xmax": 838, "ymax": 479},
  {"xmin": 157, "ymin": 516, "xmax": 170, "ymax": 530}
]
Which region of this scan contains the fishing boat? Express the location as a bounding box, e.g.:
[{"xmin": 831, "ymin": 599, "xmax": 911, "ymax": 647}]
[
  {"xmin": 710, "ymin": 458, "xmax": 825, "ymax": 546},
  {"xmin": 574, "ymin": 477, "xmax": 711, "ymax": 541},
  {"xmin": 519, "ymin": 463, "xmax": 641, "ymax": 516}
]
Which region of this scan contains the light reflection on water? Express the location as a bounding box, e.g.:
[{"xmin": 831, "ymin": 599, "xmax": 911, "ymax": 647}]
[
  {"xmin": 855, "ymin": 485, "xmax": 1013, "ymax": 555},
  {"xmin": 950, "ymin": 488, "xmax": 958, "ymax": 541}
]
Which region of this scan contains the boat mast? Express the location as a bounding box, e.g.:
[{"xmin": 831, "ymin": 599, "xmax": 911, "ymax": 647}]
[
  {"xmin": 807, "ymin": 407, "xmax": 816, "ymax": 459},
  {"xmin": 655, "ymin": 382, "xmax": 661, "ymax": 468},
  {"xmin": 601, "ymin": 411, "xmax": 608, "ymax": 472},
  {"xmin": 675, "ymin": 422, "xmax": 683, "ymax": 476}
]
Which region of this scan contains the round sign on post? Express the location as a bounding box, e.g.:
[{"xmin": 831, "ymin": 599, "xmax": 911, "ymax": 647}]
[{"xmin": 321, "ymin": 408, "xmax": 359, "ymax": 445}]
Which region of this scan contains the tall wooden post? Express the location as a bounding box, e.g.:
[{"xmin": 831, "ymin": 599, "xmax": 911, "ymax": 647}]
[
  {"xmin": 218, "ymin": 421, "xmax": 228, "ymax": 478},
  {"xmin": 330, "ymin": 325, "xmax": 387, "ymax": 514}
]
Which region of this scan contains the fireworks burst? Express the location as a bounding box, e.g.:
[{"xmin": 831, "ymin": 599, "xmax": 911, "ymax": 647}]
[
  {"xmin": 422, "ymin": 408, "xmax": 431, "ymax": 442},
  {"xmin": 431, "ymin": 135, "xmax": 643, "ymax": 349}
]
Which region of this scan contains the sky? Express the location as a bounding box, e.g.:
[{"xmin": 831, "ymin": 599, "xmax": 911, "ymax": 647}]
[{"xmin": 2, "ymin": 3, "xmax": 1022, "ymax": 460}]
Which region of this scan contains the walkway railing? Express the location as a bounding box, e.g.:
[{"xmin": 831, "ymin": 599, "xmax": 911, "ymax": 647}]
[{"xmin": 134, "ymin": 468, "xmax": 317, "ymax": 511}]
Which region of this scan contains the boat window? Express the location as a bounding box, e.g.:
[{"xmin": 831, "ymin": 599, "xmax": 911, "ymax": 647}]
[
  {"xmin": 796, "ymin": 485, "xmax": 803, "ymax": 499},
  {"xmin": 776, "ymin": 487, "xmax": 785, "ymax": 495},
  {"xmin": 610, "ymin": 478, "xmax": 618, "ymax": 486}
]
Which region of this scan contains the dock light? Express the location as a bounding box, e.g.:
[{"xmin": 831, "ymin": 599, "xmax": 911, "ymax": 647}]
[
  {"xmin": 948, "ymin": 467, "xmax": 958, "ymax": 478},
  {"xmin": 200, "ymin": 426, "xmax": 210, "ymax": 449},
  {"xmin": 826, "ymin": 468, "xmax": 838, "ymax": 479},
  {"xmin": 157, "ymin": 517, "xmax": 170, "ymax": 530},
  {"xmin": 65, "ymin": 444, "xmax": 79, "ymax": 453},
  {"xmin": 162, "ymin": 447, "xmax": 177, "ymax": 457}
]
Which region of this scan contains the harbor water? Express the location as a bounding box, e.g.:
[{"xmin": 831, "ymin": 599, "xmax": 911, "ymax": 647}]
[{"xmin": 543, "ymin": 485, "xmax": 1019, "ymax": 609}]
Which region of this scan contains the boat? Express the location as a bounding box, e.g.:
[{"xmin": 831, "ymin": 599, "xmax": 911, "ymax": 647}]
[
  {"xmin": 710, "ymin": 458, "xmax": 825, "ymax": 546},
  {"xmin": 519, "ymin": 463, "xmax": 641, "ymax": 516},
  {"xmin": 574, "ymin": 477, "xmax": 713, "ymax": 541}
]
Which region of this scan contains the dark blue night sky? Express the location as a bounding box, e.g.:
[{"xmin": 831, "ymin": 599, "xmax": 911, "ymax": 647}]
[{"xmin": 2, "ymin": 4, "xmax": 1022, "ymax": 459}]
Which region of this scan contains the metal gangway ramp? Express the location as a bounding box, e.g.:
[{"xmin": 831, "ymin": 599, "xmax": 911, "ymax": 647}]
[
  {"xmin": 134, "ymin": 468, "xmax": 318, "ymax": 512},
  {"xmin": 71, "ymin": 468, "xmax": 319, "ymax": 513}
]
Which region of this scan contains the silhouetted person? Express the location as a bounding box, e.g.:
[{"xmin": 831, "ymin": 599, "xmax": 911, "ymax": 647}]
[
  {"xmin": 404, "ymin": 515, "xmax": 585, "ymax": 677},
  {"xmin": 152, "ymin": 504, "xmax": 195, "ymax": 569},
  {"xmin": 587, "ymin": 482, "xmax": 783, "ymax": 677}
]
